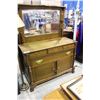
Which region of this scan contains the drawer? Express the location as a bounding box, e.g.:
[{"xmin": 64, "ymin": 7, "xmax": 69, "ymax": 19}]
[
  {"xmin": 29, "ymin": 50, "xmax": 47, "ymax": 60},
  {"xmin": 48, "ymin": 46, "xmax": 63, "ymax": 54},
  {"xmin": 63, "ymin": 44, "xmax": 75, "ymax": 50},
  {"xmin": 31, "ymin": 50, "xmax": 73, "ymax": 67}
]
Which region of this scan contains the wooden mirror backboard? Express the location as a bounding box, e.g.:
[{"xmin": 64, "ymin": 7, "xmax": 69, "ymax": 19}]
[{"xmin": 18, "ymin": 4, "xmax": 65, "ymax": 43}]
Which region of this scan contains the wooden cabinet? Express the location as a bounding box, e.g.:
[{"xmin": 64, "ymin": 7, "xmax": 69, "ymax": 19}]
[
  {"xmin": 19, "ymin": 40, "xmax": 76, "ymax": 91},
  {"xmin": 18, "ymin": 4, "xmax": 76, "ymax": 91}
]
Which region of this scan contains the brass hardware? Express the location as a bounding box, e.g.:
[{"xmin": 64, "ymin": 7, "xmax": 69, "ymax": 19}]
[
  {"xmin": 36, "ymin": 59, "xmax": 43, "ymax": 64},
  {"xmin": 66, "ymin": 51, "xmax": 71, "ymax": 55}
]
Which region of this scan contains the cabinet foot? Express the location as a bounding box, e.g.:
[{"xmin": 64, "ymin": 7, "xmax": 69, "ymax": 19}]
[
  {"xmin": 72, "ymin": 67, "xmax": 75, "ymax": 73},
  {"xmin": 30, "ymin": 87, "xmax": 34, "ymax": 92}
]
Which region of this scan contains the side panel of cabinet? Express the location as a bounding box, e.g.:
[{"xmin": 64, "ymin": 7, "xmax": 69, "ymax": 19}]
[
  {"xmin": 57, "ymin": 55, "xmax": 73, "ymax": 73},
  {"xmin": 31, "ymin": 62, "xmax": 56, "ymax": 82}
]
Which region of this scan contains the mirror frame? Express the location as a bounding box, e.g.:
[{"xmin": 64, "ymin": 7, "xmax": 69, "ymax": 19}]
[{"xmin": 18, "ymin": 4, "xmax": 65, "ymax": 43}]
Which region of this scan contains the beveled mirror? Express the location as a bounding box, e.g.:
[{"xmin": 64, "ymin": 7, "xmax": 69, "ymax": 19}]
[{"xmin": 22, "ymin": 9, "xmax": 60, "ymax": 36}]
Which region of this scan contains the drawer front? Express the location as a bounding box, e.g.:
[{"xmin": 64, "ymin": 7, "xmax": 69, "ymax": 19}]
[
  {"xmin": 32, "ymin": 62, "xmax": 56, "ymax": 82},
  {"xmin": 57, "ymin": 54, "xmax": 73, "ymax": 73},
  {"xmin": 48, "ymin": 46, "xmax": 63, "ymax": 54},
  {"xmin": 31, "ymin": 50, "xmax": 73, "ymax": 67},
  {"xmin": 28, "ymin": 44, "xmax": 75, "ymax": 62},
  {"xmin": 63, "ymin": 44, "xmax": 75, "ymax": 51},
  {"xmin": 29, "ymin": 50, "xmax": 47, "ymax": 60}
]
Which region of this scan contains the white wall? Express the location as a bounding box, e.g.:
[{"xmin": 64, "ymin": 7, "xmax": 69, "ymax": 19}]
[{"xmin": 18, "ymin": 0, "xmax": 62, "ymax": 6}]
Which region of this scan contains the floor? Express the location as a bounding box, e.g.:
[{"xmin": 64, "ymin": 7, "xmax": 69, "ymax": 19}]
[{"xmin": 18, "ymin": 61, "xmax": 82, "ymax": 100}]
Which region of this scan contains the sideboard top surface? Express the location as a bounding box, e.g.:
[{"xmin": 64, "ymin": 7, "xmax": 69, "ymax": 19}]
[{"xmin": 19, "ymin": 37, "xmax": 75, "ymax": 54}]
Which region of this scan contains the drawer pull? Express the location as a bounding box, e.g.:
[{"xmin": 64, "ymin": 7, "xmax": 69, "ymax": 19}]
[
  {"xmin": 66, "ymin": 51, "xmax": 71, "ymax": 55},
  {"xmin": 36, "ymin": 59, "xmax": 43, "ymax": 64}
]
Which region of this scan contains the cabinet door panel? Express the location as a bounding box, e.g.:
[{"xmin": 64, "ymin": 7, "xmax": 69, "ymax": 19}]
[
  {"xmin": 57, "ymin": 55, "xmax": 73, "ymax": 73},
  {"xmin": 33, "ymin": 62, "xmax": 56, "ymax": 81}
]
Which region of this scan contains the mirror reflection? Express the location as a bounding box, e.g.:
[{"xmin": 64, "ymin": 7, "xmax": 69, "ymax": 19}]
[{"xmin": 22, "ymin": 9, "xmax": 60, "ymax": 36}]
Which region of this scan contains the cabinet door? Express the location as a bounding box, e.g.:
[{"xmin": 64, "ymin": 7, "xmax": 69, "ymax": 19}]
[
  {"xmin": 57, "ymin": 54, "xmax": 73, "ymax": 74},
  {"xmin": 33, "ymin": 62, "xmax": 56, "ymax": 82}
]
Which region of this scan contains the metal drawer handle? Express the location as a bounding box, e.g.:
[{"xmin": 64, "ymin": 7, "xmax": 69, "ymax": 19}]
[
  {"xmin": 36, "ymin": 59, "xmax": 43, "ymax": 64},
  {"xmin": 66, "ymin": 51, "xmax": 71, "ymax": 55}
]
